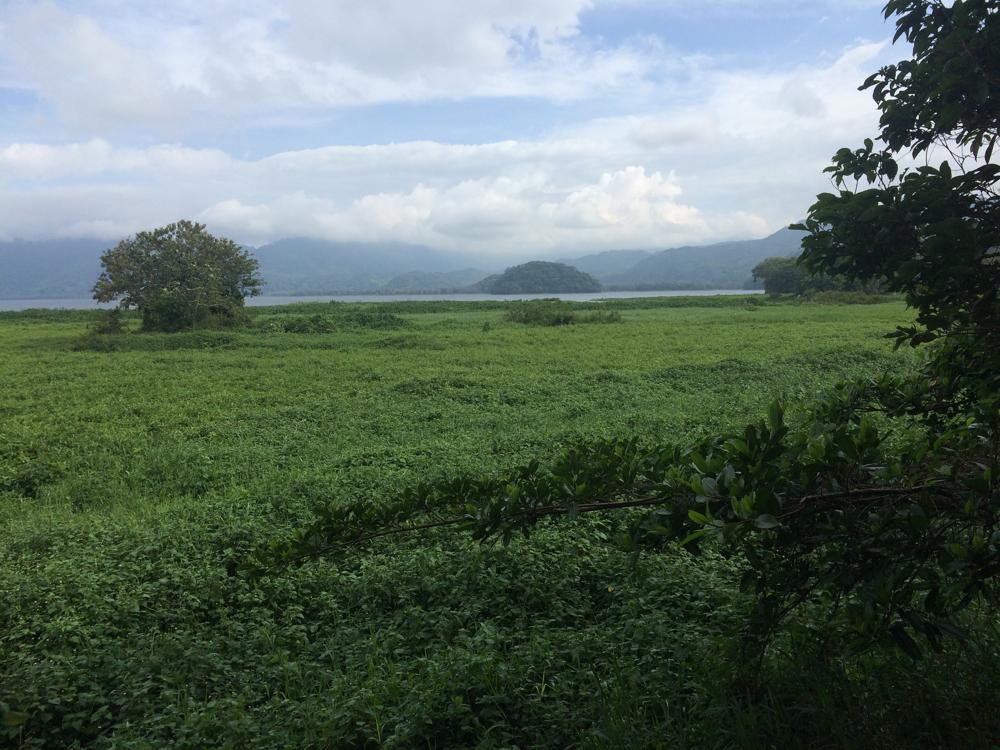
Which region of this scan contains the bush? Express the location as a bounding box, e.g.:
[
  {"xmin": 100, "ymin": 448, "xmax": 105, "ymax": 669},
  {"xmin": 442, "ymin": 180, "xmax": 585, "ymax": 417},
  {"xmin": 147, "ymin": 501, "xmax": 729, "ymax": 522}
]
[
  {"xmin": 579, "ymin": 310, "xmax": 622, "ymax": 324},
  {"xmin": 279, "ymin": 315, "xmax": 336, "ymax": 334},
  {"xmin": 504, "ymin": 300, "xmax": 576, "ymax": 326},
  {"xmin": 91, "ymin": 309, "xmax": 124, "ymax": 334},
  {"xmin": 336, "ymin": 311, "xmax": 408, "ymax": 329},
  {"xmin": 71, "ymin": 333, "xmax": 121, "ymax": 352}
]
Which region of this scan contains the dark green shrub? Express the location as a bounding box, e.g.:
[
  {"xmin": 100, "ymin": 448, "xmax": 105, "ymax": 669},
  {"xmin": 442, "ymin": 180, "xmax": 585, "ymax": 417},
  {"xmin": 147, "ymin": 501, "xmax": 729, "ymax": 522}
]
[
  {"xmin": 504, "ymin": 300, "xmax": 576, "ymax": 326},
  {"xmin": 280, "ymin": 315, "xmax": 335, "ymax": 333},
  {"xmin": 337, "ymin": 310, "xmax": 408, "ymax": 329},
  {"xmin": 91, "ymin": 308, "xmax": 123, "ymax": 334},
  {"xmin": 579, "ymin": 310, "xmax": 622, "ymax": 324},
  {"xmin": 71, "ymin": 332, "xmax": 121, "ymax": 352}
]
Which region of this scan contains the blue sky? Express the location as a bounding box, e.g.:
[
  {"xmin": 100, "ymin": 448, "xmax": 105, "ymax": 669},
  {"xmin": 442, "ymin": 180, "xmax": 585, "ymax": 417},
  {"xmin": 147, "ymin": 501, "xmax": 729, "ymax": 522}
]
[{"xmin": 0, "ymin": 0, "xmax": 900, "ymax": 255}]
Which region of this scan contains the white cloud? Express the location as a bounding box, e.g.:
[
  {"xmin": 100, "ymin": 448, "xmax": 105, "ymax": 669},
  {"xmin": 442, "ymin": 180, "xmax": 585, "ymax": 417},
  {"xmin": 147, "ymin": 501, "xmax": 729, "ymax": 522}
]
[
  {"xmin": 0, "ymin": 0, "xmax": 649, "ymax": 134},
  {"xmin": 196, "ymin": 167, "xmax": 747, "ymax": 253},
  {"xmin": 285, "ymin": 0, "xmax": 590, "ymax": 73},
  {"xmin": 0, "ymin": 0, "xmax": 895, "ymax": 256},
  {"xmin": 0, "ymin": 139, "xmax": 234, "ymax": 180}
]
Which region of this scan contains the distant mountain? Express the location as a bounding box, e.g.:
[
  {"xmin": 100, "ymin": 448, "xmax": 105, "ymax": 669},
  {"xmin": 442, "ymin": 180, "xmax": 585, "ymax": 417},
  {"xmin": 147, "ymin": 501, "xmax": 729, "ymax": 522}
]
[
  {"xmin": 472, "ymin": 261, "xmax": 602, "ymax": 294},
  {"xmin": 383, "ymin": 269, "xmax": 489, "ymax": 293},
  {"xmin": 0, "ymin": 227, "xmax": 805, "ymax": 299},
  {"xmin": 253, "ymin": 238, "xmax": 495, "ymax": 294},
  {"xmin": 556, "ymin": 249, "xmax": 652, "ymax": 280},
  {"xmin": 604, "ymin": 227, "xmax": 805, "ymax": 289},
  {"xmin": 0, "ymin": 236, "xmax": 495, "ymax": 298},
  {"xmin": 0, "ymin": 238, "xmax": 109, "ymax": 298}
]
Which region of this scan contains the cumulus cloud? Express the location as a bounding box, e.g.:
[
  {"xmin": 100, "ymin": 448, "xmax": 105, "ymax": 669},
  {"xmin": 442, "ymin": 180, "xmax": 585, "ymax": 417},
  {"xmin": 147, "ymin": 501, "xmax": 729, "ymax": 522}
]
[
  {"xmin": 0, "ymin": 35, "xmax": 893, "ymax": 254},
  {"xmin": 196, "ymin": 166, "xmax": 746, "ymax": 253},
  {"xmin": 0, "ymin": 0, "xmax": 900, "ymax": 258},
  {"xmin": 0, "ymin": 0, "xmax": 649, "ymax": 134}
]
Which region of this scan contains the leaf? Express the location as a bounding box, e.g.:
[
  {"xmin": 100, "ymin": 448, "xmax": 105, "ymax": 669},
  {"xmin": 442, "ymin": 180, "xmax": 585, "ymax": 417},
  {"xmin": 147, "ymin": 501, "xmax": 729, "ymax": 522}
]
[
  {"xmin": 889, "ymin": 624, "xmax": 922, "ymax": 659},
  {"xmin": 688, "ymin": 510, "xmax": 711, "ymax": 525},
  {"xmin": 767, "ymin": 401, "xmax": 784, "ymax": 432},
  {"xmin": 2, "ymin": 710, "xmax": 28, "ymax": 728},
  {"xmin": 679, "ymin": 529, "xmax": 707, "ymax": 546},
  {"xmin": 754, "ymin": 514, "xmax": 780, "ymax": 529}
]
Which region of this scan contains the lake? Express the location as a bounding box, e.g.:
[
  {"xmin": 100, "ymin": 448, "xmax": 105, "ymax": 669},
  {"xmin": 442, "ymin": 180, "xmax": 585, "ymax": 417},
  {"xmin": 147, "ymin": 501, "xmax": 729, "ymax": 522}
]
[{"xmin": 0, "ymin": 289, "xmax": 762, "ymax": 312}]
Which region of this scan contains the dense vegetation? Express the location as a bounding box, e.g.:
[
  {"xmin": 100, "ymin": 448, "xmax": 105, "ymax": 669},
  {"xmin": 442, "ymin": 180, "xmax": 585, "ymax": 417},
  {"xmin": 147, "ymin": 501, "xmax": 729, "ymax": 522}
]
[
  {"xmin": 264, "ymin": 2, "xmax": 1000, "ymax": 745},
  {"xmin": 307, "ymin": 0, "xmax": 1000, "ymax": 661},
  {"xmin": 3, "ymin": 3, "xmax": 998, "ymax": 747},
  {"xmin": 751, "ymin": 256, "xmax": 882, "ymax": 296},
  {"xmin": 473, "ymin": 261, "xmax": 602, "ymax": 294},
  {"xmin": 8, "ymin": 297, "xmax": 995, "ymax": 748}
]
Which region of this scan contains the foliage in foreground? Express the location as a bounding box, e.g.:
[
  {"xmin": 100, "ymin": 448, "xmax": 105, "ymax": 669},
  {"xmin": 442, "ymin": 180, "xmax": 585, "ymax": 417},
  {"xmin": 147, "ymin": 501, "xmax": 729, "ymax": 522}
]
[
  {"xmin": 273, "ymin": 0, "xmax": 1000, "ymax": 664},
  {"xmin": 3, "ymin": 299, "xmax": 940, "ymax": 748}
]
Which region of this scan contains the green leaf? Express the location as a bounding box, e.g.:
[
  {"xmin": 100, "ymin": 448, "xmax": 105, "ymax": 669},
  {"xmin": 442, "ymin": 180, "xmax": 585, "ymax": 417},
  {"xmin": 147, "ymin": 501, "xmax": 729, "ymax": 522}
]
[
  {"xmin": 767, "ymin": 401, "xmax": 784, "ymax": 432},
  {"xmin": 679, "ymin": 529, "xmax": 707, "ymax": 546},
  {"xmin": 688, "ymin": 510, "xmax": 711, "ymax": 525},
  {"xmin": 754, "ymin": 514, "xmax": 780, "ymax": 529},
  {"xmin": 2, "ymin": 710, "xmax": 28, "ymax": 728},
  {"xmin": 889, "ymin": 624, "xmax": 922, "ymax": 659}
]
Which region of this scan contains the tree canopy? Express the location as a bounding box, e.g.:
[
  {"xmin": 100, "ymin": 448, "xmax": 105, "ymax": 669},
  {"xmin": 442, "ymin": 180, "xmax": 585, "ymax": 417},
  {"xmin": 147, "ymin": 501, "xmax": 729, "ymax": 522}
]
[
  {"xmin": 266, "ymin": 0, "xmax": 999, "ymax": 662},
  {"xmin": 93, "ymin": 221, "xmax": 262, "ymax": 332},
  {"xmin": 475, "ymin": 261, "xmax": 602, "ymax": 294},
  {"xmin": 751, "ymin": 257, "xmax": 809, "ymax": 294},
  {"xmin": 751, "ymin": 255, "xmax": 883, "ymax": 295}
]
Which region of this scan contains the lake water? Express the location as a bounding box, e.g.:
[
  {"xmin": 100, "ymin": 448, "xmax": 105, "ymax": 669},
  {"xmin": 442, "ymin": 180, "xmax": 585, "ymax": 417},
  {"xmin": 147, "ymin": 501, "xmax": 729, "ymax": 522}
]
[{"xmin": 0, "ymin": 289, "xmax": 762, "ymax": 312}]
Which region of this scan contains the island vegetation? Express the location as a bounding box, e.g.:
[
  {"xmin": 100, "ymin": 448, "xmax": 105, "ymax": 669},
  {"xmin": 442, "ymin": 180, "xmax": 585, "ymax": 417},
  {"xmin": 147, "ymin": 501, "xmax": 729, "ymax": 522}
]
[{"xmin": 472, "ymin": 260, "xmax": 602, "ymax": 294}]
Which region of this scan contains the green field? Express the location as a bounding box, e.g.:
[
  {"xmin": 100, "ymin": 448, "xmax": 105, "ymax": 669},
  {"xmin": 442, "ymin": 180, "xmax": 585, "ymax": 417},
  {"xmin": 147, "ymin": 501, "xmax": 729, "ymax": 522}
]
[{"xmin": 3, "ymin": 297, "xmax": 997, "ymax": 748}]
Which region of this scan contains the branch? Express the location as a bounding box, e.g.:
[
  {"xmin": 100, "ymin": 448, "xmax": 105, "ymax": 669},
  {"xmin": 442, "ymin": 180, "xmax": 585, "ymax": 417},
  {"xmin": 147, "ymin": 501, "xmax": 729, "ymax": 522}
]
[{"xmin": 279, "ymin": 483, "xmax": 957, "ymax": 565}]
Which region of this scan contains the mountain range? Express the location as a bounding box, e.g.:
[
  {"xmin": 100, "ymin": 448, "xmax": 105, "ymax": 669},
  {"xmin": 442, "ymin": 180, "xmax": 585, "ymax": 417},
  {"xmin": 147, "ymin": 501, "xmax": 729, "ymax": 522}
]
[{"xmin": 0, "ymin": 227, "xmax": 804, "ymax": 298}]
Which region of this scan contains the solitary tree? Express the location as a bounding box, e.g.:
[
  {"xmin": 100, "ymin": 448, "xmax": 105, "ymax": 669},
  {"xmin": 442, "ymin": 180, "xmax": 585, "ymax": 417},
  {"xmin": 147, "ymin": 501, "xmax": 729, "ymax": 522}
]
[{"xmin": 93, "ymin": 221, "xmax": 262, "ymax": 332}]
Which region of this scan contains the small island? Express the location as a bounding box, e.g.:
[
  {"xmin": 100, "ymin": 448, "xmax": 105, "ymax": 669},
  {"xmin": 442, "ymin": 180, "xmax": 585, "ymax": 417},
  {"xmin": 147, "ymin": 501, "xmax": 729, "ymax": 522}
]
[{"xmin": 473, "ymin": 261, "xmax": 602, "ymax": 294}]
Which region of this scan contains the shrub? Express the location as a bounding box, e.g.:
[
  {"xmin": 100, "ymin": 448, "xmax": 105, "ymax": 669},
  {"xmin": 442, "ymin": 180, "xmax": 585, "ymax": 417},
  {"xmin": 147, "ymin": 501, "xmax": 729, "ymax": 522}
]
[
  {"xmin": 91, "ymin": 309, "xmax": 124, "ymax": 335},
  {"xmin": 336, "ymin": 310, "xmax": 408, "ymax": 329},
  {"xmin": 504, "ymin": 300, "xmax": 576, "ymax": 326},
  {"xmin": 280, "ymin": 315, "xmax": 336, "ymax": 334},
  {"xmin": 579, "ymin": 310, "xmax": 622, "ymax": 324}
]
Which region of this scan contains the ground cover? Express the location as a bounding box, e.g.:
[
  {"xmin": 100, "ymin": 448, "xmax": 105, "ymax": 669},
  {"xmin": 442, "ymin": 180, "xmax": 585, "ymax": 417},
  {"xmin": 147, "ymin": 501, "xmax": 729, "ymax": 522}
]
[{"xmin": 2, "ymin": 297, "xmax": 997, "ymax": 748}]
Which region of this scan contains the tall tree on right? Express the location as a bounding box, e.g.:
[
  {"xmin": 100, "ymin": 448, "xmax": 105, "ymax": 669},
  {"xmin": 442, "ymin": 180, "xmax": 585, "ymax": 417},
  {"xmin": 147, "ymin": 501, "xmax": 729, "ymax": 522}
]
[{"xmin": 796, "ymin": 0, "xmax": 1000, "ymax": 409}]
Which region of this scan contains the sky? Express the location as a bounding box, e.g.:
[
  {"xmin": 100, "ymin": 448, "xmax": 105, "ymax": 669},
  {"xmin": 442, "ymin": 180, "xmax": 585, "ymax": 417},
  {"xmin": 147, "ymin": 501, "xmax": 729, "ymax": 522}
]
[{"xmin": 0, "ymin": 0, "xmax": 902, "ymax": 256}]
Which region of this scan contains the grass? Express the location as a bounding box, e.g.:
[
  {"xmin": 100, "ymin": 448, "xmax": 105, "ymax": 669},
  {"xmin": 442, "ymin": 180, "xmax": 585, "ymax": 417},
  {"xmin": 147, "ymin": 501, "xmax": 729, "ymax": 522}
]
[{"xmin": 2, "ymin": 295, "xmax": 998, "ymax": 748}]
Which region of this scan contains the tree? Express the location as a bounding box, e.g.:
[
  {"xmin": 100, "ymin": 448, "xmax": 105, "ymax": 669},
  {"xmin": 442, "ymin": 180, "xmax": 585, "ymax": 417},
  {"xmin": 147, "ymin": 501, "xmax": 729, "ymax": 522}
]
[
  {"xmin": 751, "ymin": 256, "xmax": 808, "ymax": 294},
  {"xmin": 265, "ymin": 0, "xmax": 999, "ymax": 662},
  {"xmin": 752, "ymin": 256, "xmax": 883, "ymax": 295},
  {"xmin": 93, "ymin": 221, "xmax": 262, "ymax": 332}
]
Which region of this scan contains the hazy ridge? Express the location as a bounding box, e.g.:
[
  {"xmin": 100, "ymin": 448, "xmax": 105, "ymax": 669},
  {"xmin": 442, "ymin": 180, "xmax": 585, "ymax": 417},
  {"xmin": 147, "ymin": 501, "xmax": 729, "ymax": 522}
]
[{"xmin": 0, "ymin": 227, "xmax": 803, "ymax": 298}]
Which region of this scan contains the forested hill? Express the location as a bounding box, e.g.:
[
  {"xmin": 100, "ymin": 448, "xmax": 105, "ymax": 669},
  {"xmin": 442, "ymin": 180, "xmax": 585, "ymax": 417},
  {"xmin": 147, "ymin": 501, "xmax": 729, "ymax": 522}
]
[
  {"xmin": 472, "ymin": 261, "xmax": 602, "ymax": 294},
  {"xmin": 0, "ymin": 239, "xmax": 107, "ymax": 298},
  {"xmin": 252, "ymin": 238, "xmax": 493, "ymax": 294},
  {"xmin": 601, "ymin": 227, "xmax": 805, "ymax": 289},
  {"xmin": 555, "ymin": 249, "xmax": 652, "ymax": 279}
]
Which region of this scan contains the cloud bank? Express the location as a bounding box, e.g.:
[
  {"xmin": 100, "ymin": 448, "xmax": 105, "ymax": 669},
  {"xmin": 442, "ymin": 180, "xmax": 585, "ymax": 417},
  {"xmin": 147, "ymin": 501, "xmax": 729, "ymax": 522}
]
[{"xmin": 0, "ymin": 1, "xmax": 894, "ymax": 254}]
